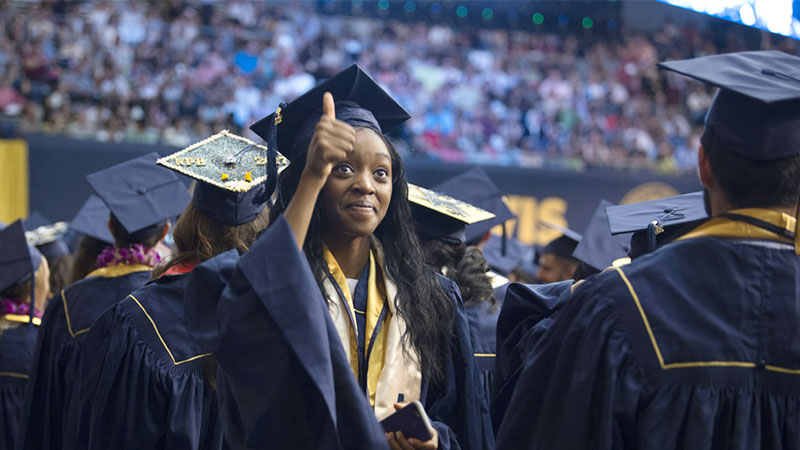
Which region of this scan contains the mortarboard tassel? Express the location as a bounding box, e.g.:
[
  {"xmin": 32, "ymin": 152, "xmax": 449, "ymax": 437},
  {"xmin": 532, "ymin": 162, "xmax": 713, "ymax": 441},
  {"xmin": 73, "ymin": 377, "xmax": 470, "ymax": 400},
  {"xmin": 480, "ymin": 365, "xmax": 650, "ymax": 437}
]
[
  {"xmin": 501, "ymin": 223, "xmax": 508, "ymax": 256},
  {"xmin": 646, "ymin": 221, "xmax": 659, "ymax": 253},
  {"xmin": 794, "ymin": 195, "xmax": 800, "ymax": 256},
  {"xmin": 264, "ymin": 102, "xmax": 287, "ymax": 208}
]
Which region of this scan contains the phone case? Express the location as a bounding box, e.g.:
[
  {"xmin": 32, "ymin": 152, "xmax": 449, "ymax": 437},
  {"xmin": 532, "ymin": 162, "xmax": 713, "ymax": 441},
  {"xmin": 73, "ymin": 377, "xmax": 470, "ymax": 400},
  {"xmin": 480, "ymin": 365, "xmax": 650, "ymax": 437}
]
[{"xmin": 379, "ymin": 401, "xmax": 435, "ymax": 442}]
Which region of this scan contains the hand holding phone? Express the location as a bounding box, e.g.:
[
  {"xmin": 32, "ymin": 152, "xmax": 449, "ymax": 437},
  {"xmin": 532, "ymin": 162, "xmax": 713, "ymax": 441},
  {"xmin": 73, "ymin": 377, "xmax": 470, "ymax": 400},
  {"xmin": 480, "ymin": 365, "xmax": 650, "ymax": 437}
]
[{"xmin": 380, "ymin": 401, "xmax": 436, "ymax": 443}]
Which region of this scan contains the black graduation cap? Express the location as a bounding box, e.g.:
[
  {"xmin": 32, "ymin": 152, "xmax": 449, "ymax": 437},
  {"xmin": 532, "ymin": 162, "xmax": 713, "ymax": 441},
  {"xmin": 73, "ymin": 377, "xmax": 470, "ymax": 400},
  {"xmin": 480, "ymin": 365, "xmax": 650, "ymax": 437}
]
[
  {"xmin": 408, "ymin": 183, "xmax": 495, "ymax": 245},
  {"xmin": 571, "ymin": 200, "xmax": 631, "ymax": 271},
  {"xmin": 606, "ymin": 191, "xmax": 708, "ymax": 257},
  {"xmin": 658, "ymin": 50, "xmax": 800, "ymax": 161},
  {"xmin": 23, "ymin": 211, "xmax": 51, "ymax": 231},
  {"xmin": 0, "ymin": 220, "xmax": 43, "ymax": 324},
  {"xmin": 483, "ymin": 234, "xmax": 528, "ymax": 276},
  {"xmin": 157, "ymin": 131, "xmax": 289, "ymax": 226},
  {"xmin": 69, "ymin": 195, "xmax": 115, "ymax": 245},
  {"xmin": 432, "ymin": 168, "xmax": 516, "ymax": 244},
  {"xmin": 538, "ymin": 222, "xmax": 581, "ymax": 260},
  {"xmin": 250, "ymin": 64, "xmax": 411, "ymax": 162},
  {"xmin": 87, "ymin": 152, "xmax": 191, "ymax": 237}
]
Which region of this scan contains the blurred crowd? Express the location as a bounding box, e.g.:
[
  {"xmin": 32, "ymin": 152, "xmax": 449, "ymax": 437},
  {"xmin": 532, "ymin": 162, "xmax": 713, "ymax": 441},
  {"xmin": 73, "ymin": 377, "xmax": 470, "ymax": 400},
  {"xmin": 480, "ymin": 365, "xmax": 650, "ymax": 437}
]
[{"xmin": 1, "ymin": 1, "xmax": 798, "ymax": 173}]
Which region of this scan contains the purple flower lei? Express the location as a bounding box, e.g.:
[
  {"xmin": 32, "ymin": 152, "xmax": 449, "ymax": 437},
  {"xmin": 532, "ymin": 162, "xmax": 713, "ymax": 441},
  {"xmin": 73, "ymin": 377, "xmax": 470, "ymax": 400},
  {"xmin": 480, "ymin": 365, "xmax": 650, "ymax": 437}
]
[
  {"xmin": 96, "ymin": 244, "xmax": 162, "ymax": 269},
  {"xmin": 0, "ymin": 297, "xmax": 43, "ymax": 318}
]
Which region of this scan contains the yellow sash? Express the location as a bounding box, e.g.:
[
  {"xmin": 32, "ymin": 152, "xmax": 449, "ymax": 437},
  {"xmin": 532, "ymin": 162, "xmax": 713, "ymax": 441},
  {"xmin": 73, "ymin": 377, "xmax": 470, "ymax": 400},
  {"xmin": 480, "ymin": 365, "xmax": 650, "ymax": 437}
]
[
  {"xmin": 323, "ymin": 245, "xmax": 390, "ymax": 407},
  {"xmin": 84, "ymin": 263, "xmax": 153, "ymax": 279},
  {"xmin": 677, "ymin": 208, "xmax": 795, "ymax": 244}
]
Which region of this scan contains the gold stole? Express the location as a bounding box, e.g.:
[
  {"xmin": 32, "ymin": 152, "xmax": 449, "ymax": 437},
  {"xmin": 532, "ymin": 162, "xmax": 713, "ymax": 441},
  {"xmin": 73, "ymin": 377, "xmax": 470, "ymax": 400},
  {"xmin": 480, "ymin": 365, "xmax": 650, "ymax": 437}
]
[
  {"xmin": 677, "ymin": 208, "xmax": 795, "ymax": 244},
  {"xmin": 322, "ymin": 245, "xmax": 390, "ymax": 407}
]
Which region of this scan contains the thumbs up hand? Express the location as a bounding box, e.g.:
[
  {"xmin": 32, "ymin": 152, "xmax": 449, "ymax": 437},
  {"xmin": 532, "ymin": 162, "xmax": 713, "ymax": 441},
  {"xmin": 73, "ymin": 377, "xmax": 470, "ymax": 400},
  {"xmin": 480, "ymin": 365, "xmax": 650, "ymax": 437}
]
[{"xmin": 304, "ymin": 92, "xmax": 356, "ymax": 182}]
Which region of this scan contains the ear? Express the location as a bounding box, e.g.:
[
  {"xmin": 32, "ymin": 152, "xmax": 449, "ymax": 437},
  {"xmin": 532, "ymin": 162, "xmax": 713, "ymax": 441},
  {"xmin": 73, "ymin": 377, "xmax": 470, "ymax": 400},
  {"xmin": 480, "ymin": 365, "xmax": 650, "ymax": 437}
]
[
  {"xmin": 107, "ymin": 218, "xmax": 114, "ymax": 236},
  {"xmin": 697, "ymin": 145, "xmax": 715, "ymax": 190}
]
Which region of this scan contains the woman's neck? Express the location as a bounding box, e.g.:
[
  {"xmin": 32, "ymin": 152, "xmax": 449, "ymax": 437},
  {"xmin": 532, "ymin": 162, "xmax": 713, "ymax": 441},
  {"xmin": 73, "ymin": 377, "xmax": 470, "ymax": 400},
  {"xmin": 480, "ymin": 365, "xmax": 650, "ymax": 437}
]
[{"xmin": 325, "ymin": 235, "xmax": 371, "ymax": 279}]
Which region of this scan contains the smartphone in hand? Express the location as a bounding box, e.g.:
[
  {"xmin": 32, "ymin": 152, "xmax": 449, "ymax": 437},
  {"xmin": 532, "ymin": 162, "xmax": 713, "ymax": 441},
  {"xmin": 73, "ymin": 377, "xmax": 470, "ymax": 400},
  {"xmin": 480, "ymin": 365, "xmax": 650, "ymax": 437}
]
[{"xmin": 380, "ymin": 401, "xmax": 435, "ymax": 442}]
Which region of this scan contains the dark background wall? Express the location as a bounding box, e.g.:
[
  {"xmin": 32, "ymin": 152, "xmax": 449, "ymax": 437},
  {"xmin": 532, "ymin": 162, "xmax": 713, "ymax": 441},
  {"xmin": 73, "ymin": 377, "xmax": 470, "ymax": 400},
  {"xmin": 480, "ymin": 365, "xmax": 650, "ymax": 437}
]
[{"xmin": 25, "ymin": 134, "xmax": 701, "ymax": 246}]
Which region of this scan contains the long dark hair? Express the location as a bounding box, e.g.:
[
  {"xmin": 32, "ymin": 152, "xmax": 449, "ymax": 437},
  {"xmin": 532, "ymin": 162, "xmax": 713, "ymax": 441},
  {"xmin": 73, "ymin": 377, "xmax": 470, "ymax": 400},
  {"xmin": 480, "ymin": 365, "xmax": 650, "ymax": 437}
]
[
  {"xmin": 421, "ymin": 239, "xmax": 498, "ymax": 311},
  {"xmin": 151, "ymin": 201, "xmax": 270, "ymax": 278},
  {"xmin": 271, "ymin": 132, "xmax": 455, "ymax": 383},
  {"xmin": 68, "ymin": 236, "xmax": 107, "ymax": 284}
]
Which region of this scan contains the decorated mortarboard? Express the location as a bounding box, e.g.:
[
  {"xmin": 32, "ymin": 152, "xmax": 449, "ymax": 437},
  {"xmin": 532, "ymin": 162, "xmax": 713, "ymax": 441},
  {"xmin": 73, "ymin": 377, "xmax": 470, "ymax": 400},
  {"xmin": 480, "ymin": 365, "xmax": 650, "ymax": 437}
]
[
  {"xmin": 571, "ymin": 200, "xmax": 631, "ymax": 271},
  {"xmin": 69, "ymin": 195, "xmax": 115, "ymax": 245},
  {"xmin": 250, "ymin": 64, "xmax": 411, "ymax": 162},
  {"xmin": 87, "ymin": 153, "xmax": 191, "ymax": 238},
  {"xmin": 658, "ymin": 50, "xmax": 800, "ymax": 161},
  {"xmin": 26, "ymin": 221, "xmax": 70, "ymax": 261},
  {"xmin": 23, "ymin": 211, "xmax": 51, "ymax": 231},
  {"xmin": 409, "ymin": 183, "xmax": 495, "ymax": 245},
  {"xmin": 432, "ymin": 168, "xmax": 516, "ymax": 244},
  {"xmin": 157, "ymin": 130, "xmax": 288, "ymax": 226},
  {"xmin": 538, "ymin": 222, "xmax": 581, "ymax": 260},
  {"xmin": 606, "ymin": 191, "xmax": 708, "ymax": 257},
  {"xmin": 0, "ymin": 220, "xmax": 43, "ymax": 325}
]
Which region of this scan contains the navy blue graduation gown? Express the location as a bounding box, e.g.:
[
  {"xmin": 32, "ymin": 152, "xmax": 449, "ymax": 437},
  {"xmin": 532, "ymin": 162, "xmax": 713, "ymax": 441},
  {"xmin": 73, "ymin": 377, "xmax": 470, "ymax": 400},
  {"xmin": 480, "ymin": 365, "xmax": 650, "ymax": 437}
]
[
  {"xmin": 490, "ymin": 280, "xmax": 571, "ymax": 431},
  {"xmin": 19, "ymin": 266, "xmax": 151, "ymax": 450},
  {"xmin": 497, "ymin": 235, "xmax": 800, "ymax": 449},
  {"xmin": 464, "ymin": 300, "xmax": 500, "ymax": 414},
  {"xmin": 77, "ymin": 272, "xmax": 223, "ymax": 449},
  {"xmin": 185, "ymin": 216, "xmax": 494, "ymax": 450},
  {"xmin": 0, "ymin": 324, "xmax": 37, "ymax": 450}
]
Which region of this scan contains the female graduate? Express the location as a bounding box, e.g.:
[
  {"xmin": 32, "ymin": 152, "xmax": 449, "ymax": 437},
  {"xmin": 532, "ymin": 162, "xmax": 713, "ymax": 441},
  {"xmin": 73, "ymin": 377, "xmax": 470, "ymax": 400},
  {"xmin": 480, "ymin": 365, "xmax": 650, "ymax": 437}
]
[
  {"xmin": 19, "ymin": 153, "xmax": 190, "ymax": 450},
  {"xmin": 253, "ymin": 65, "xmax": 492, "ymax": 450},
  {"xmin": 76, "ymin": 131, "xmax": 277, "ymax": 449},
  {"xmin": 0, "ymin": 221, "xmax": 49, "ymax": 450}
]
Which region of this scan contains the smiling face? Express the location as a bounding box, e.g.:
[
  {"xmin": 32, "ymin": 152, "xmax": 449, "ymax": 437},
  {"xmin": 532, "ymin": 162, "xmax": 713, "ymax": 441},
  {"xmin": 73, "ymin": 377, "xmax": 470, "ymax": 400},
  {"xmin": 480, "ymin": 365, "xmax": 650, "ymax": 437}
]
[{"xmin": 319, "ymin": 128, "xmax": 393, "ymax": 239}]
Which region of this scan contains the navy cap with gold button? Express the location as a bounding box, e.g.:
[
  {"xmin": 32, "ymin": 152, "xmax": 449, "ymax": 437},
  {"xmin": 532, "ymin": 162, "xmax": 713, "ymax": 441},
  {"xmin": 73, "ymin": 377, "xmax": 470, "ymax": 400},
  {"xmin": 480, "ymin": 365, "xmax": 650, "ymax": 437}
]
[
  {"xmin": 432, "ymin": 168, "xmax": 516, "ymax": 244},
  {"xmin": 86, "ymin": 152, "xmax": 191, "ymax": 239},
  {"xmin": 69, "ymin": 195, "xmax": 115, "ymax": 245},
  {"xmin": 157, "ymin": 130, "xmax": 288, "ymax": 226},
  {"xmin": 658, "ymin": 50, "xmax": 800, "ymax": 161},
  {"xmin": 249, "ymin": 64, "xmax": 411, "ymax": 162},
  {"xmin": 572, "ymin": 200, "xmax": 631, "ymax": 271},
  {"xmin": 606, "ymin": 191, "xmax": 708, "ymax": 258}
]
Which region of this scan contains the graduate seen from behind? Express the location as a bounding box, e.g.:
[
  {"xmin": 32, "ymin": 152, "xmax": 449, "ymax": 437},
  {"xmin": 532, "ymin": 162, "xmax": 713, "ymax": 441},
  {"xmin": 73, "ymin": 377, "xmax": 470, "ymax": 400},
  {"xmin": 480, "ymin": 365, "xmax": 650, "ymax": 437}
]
[
  {"xmin": 75, "ymin": 132, "xmax": 278, "ymax": 449},
  {"xmin": 260, "ymin": 65, "xmax": 490, "ymax": 450},
  {"xmin": 496, "ymin": 50, "xmax": 800, "ymax": 450},
  {"xmin": 409, "ymin": 183, "xmax": 500, "ymax": 411},
  {"xmin": 19, "ymin": 152, "xmax": 190, "ymax": 450},
  {"xmin": 0, "ymin": 221, "xmax": 48, "ymax": 450}
]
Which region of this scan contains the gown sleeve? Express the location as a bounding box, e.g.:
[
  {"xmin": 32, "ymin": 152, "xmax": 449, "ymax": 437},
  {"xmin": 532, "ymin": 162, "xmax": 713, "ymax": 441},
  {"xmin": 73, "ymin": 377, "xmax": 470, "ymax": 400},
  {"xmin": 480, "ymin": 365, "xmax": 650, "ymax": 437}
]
[
  {"xmin": 19, "ymin": 293, "xmax": 74, "ymax": 450},
  {"xmin": 0, "ymin": 325, "xmax": 37, "ymax": 450},
  {"xmin": 77, "ymin": 297, "xmax": 222, "ymax": 450},
  {"xmin": 422, "ymin": 276, "xmax": 495, "ymax": 450},
  {"xmin": 494, "ymin": 273, "xmax": 642, "ymax": 450},
  {"xmin": 491, "ymin": 280, "xmax": 572, "ymax": 429},
  {"xmin": 185, "ymin": 215, "xmax": 388, "ymax": 450}
]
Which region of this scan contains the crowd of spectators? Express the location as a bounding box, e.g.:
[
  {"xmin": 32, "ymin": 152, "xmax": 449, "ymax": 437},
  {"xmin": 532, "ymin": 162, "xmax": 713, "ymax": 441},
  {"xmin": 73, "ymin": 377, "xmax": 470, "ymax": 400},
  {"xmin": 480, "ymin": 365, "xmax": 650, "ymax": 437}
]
[{"xmin": 1, "ymin": 1, "xmax": 798, "ymax": 173}]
